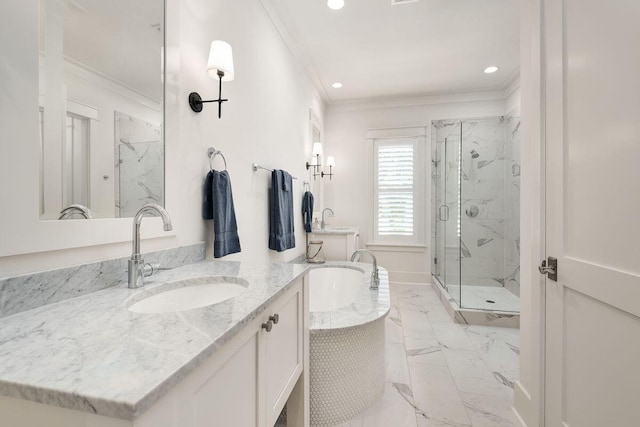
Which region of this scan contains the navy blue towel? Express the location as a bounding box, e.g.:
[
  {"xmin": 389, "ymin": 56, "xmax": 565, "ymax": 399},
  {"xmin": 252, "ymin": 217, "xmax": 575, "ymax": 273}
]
[
  {"xmin": 203, "ymin": 170, "xmax": 214, "ymax": 220},
  {"xmin": 211, "ymin": 170, "xmax": 241, "ymax": 258},
  {"xmin": 302, "ymin": 191, "xmax": 314, "ymax": 233},
  {"xmin": 269, "ymin": 170, "xmax": 295, "ymax": 251}
]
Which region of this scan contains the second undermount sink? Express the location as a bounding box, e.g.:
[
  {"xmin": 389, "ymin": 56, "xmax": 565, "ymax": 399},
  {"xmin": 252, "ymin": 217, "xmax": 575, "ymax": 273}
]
[{"xmin": 127, "ymin": 276, "xmax": 248, "ymax": 314}]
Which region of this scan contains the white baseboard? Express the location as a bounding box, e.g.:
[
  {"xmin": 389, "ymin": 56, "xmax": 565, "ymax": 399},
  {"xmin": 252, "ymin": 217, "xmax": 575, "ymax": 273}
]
[
  {"xmin": 387, "ymin": 270, "xmax": 429, "ymax": 284},
  {"xmin": 513, "ymin": 380, "xmax": 536, "ymax": 427}
]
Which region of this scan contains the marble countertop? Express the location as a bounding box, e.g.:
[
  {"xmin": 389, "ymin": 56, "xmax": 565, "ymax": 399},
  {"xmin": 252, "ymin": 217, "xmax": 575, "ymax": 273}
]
[
  {"xmin": 310, "ymin": 226, "xmax": 360, "ymax": 235},
  {"xmin": 0, "ymin": 261, "xmax": 310, "ymax": 420},
  {"xmin": 305, "ymin": 261, "xmax": 390, "ymax": 331}
]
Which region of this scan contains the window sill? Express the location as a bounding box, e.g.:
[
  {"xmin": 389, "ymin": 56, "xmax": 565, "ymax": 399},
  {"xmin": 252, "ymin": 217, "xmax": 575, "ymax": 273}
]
[{"xmin": 366, "ymin": 243, "xmax": 427, "ymax": 253}]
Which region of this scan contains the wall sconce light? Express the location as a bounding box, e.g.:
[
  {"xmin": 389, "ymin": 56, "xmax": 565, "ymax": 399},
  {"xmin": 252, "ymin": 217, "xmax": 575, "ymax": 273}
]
[
  {"xmin": 188, "ymin": 40, "xmax": 235, "ymax": 119},
  {"xmin": 306, "ymin": 142, "xmax": 323, "ymax": 180},
  {"xmin": 321, "ymin": 156, "xmax": 336, "ymax": 180}
]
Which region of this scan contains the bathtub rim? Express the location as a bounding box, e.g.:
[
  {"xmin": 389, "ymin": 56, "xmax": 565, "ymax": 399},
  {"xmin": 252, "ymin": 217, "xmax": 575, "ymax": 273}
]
[{"xmin": 304, "ymin": 261, "xmax": 391, "ymax": 331}]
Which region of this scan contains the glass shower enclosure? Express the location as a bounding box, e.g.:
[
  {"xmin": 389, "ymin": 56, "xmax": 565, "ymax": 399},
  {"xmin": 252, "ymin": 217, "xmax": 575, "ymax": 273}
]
[{"xmin": 431, "ymin": 117, "xmax": 520, "ymax": 313}]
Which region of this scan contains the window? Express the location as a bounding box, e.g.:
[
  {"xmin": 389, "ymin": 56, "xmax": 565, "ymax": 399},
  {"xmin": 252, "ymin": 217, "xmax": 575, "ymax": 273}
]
[
  {"xmin": 369, "ymin": 128, "xmax": 425, "ymax": 245},
  {"xmin": 376, "ymin": 140, "xmax": 415, "ymax": 237}
]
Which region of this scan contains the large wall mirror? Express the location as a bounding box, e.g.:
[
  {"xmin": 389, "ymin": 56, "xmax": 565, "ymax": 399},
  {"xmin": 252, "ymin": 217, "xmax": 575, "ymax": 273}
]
[
  {"xmin": 309, "ymin": 110, "xmax": 324, "ymax": 214},
  {"xmin": 39, "ymin": 0, "xmax": 165, "ymax": 220}
]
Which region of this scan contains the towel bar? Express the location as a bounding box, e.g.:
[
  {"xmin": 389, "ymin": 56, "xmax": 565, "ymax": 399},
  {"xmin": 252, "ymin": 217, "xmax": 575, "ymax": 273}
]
[{"xmin": 252, "ymin": 163, "xmax": 298, "ymax": 180}]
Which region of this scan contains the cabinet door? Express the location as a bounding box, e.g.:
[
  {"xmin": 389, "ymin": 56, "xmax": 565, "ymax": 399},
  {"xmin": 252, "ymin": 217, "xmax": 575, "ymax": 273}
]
[
  {"xmin": 192, "ymin": 333, "xmax": 259, "ymax": 427},
  {"xmin": 264, "ymin": 289, "xmax": 302, "ymax": 426}
]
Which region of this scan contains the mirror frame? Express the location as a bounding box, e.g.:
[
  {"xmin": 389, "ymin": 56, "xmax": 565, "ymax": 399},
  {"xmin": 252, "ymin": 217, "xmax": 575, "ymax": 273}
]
[{"xmin": 0, "ymin": 0, "xmax": 180, "ymax": 257}]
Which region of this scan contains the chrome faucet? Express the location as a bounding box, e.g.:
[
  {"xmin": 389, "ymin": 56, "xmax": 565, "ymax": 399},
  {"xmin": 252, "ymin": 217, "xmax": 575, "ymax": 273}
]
[
  {"xmin": 350, "ymin": 249, "xmax": 380, "ymax": 289},
  {"xmin": 128, "ymin": 204, "xmax": 173, "ymax": 289},
  {"xmin": 58, "ymin": 204, "xmax": 93, "ymax": 220},
  {"xmin": 321, "ymin": 208, "xmax": 334, "ymax": 229}
]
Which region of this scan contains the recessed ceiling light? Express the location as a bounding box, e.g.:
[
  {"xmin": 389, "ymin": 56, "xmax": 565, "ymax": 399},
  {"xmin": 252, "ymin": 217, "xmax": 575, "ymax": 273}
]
[
  {"xmin": 327, "ymin": 0, "xmax": 344, "ymax": 10},
  {"xmin": 331, "ymin": 82, "xmax": 343, "ymax": 89},
  {"xmin": 484, "ymin": 66, "xmax": 499, "ymax": 74}
]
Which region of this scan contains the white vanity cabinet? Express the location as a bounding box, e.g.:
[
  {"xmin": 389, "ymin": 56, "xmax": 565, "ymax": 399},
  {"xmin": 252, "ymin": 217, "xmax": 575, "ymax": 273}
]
[
  {"xmin": 1, "ymin": 276, "xmax": 309, "ymax": 427},
  {"xmin": 310, "ymin": 228, "xmax": 360, "ymax": 261}
]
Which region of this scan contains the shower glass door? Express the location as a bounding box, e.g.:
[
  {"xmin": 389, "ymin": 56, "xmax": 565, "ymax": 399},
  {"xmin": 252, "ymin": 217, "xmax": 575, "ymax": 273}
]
[{"xmin": 432, "ymin": 122, "xmax": 461, "ymax": 307}]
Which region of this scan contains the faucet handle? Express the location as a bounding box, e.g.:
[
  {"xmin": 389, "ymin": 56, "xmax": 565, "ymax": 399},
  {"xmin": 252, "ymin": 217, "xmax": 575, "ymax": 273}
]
[
  {"xmin": 143, "ymin": 263, "xmax": 171, "ymax": 277},
  {"xmin": 143, "ymin": 263, "xmax": 154, "ymax": 277}
]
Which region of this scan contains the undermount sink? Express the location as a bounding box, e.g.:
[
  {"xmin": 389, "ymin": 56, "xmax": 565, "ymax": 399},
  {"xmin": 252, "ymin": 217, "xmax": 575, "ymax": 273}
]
[{"xmin": 127, "ymin": 276, "xmax": 248, "ymax": 314}]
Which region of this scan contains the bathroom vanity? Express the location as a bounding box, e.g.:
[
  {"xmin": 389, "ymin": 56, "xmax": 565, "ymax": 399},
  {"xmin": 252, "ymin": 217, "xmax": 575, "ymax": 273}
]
[
  {"xmin": 0, "ymin": 261, "xmax": 310, "ymax": 427},
  {"xmin": 310, "ymin": 227, "xmax": 360, "ymax": 261}
]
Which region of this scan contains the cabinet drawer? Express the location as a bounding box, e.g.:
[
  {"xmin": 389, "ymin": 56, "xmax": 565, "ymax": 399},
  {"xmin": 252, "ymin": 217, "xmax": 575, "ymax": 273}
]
[{"xmin": 264, "ymin": 289, "xmax": 302, "ymax": 426}]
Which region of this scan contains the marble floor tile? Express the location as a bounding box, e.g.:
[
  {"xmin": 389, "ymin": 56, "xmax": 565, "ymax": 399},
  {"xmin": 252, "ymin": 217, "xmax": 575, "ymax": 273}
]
[
  {"xmin": 361, "ymin": 382, "xmax": 418, "ymax": 427},
  {"xmin": 400, "ymin": 308, "xmax": 434, "ymax": 333},
  {"xmin": 386, "ymin": 342, "xmax": 411, "ymax": 383},
  {"xmin": 441, "ymin": 348, "xmax": 508, "ymax": 398},
  {"xmin": 385, "ymin": 314, "xmax": 405, "ymax": 344},
  {"xmin": 333, "ymin": 283, "xmax": 521, "ymax": 427},
  {"xmin": 426, "ymin": 307, "xmax": 455, "ymax": 323},
  {"xmin": 410, "ymin": 363, "xmax": 473, "ymax": 426},
  {"xmin": 462, "ymin": 325, "xmax": 520, "ymax": 351},
  {"xmin": 461, "ymin": 326, "xmax": 520, "ymax": 397},
  {"xmin": 459, "ymin": 392, "xmax": 518, "ymax": 427},
  {"xmin": 404, "ymin": 335, "xmax": 448, "ymax": 367},
  {"xmin": 430, "ymin": 322, "xmax": 476, "ymax": 351}
]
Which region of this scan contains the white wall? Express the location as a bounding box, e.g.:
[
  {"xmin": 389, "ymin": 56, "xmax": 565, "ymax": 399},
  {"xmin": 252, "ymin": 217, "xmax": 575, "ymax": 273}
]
[
  {"xmin": 0, "ymin": 0, "xmax": 324, "ymax": 276},
  {"xmin": 323, "ymin": 92, "xmax": 511, "ymax": 283}
]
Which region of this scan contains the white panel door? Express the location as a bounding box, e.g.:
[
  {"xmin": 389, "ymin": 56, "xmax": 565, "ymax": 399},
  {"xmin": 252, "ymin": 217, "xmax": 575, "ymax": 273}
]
[{"xmin": 543, "ymin": 1, "xmax": 640, "ymax": 426}]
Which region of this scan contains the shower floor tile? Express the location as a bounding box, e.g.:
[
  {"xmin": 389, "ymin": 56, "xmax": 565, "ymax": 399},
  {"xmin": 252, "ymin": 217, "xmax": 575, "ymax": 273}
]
[{"xmin": 445, "ymin": 285, "xmax": 520, "ymax": 312}]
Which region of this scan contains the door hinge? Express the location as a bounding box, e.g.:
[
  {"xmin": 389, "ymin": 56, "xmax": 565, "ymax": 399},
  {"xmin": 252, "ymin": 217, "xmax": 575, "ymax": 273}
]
[
  {"xmin": 538, "ymin": 257, "xmax": 558, "ymax": 281},
  {"xmin": 434, "ymin": 257, "xmax": 438, "ymax": 265}
]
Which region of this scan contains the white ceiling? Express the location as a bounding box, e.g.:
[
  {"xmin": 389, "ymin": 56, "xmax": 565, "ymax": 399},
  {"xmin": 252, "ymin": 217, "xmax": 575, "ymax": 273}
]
[{"xmin": 269, "ymin": 0, "xmax": 520, "ymax": 103}]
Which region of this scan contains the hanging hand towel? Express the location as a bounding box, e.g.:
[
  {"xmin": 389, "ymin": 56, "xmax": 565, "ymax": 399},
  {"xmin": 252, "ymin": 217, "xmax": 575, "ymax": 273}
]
[
  {"xmin": 203, "ymin": 170, "xmax": 214, "ymax": 220},
  {"xmin": 269, "ymin": 170, "xmax": 295, "ymax": 251},
  {"xmin": 212, "ymin": 170, "xmax": 241, "ymax": 258},
  {"xmin": 302, "ymin": 191, "xmax": 314, "ymax": 233}
]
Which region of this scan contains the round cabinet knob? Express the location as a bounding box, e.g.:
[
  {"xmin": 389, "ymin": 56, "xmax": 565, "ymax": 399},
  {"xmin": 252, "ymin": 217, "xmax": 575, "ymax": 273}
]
[
  {"xmin": 269, "ymin": 314, "xmax": 279, "ymax": 324},
  {"xmin": 262, "ymin": 321, "xmax": 273, "ymax": 332}
]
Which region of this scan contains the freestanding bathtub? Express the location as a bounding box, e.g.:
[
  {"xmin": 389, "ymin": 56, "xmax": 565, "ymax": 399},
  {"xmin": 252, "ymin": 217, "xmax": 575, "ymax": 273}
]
[{"xmin": 307, "ymin": 262, "xmax": 390, "ymax": 426}]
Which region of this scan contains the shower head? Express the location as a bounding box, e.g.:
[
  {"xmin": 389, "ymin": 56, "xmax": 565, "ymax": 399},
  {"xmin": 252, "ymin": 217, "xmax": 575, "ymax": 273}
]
[{"xmin": 470, "ymin": 149, "xmax": 480, "ymax": 159}]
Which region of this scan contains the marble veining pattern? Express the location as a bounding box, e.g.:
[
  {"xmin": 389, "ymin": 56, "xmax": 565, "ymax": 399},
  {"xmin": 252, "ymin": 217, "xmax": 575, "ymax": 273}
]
[
  {"xmin": 0, "ymin": 260, "xmax": 310, "ymax": 420},
  {"xmin": 327, "ymin": 283, "xmax": 519, "ymax": 427},
  {"xmin": 114, "ymin": 111, "xmax": 164, "ymax": 218},
  {"xmin": 304, "ymin": 261, "xmax": 391, "ymax": 331},
  {"xmin": 0, "ymin": 243, "xmax": 205, "ymax": 319}
]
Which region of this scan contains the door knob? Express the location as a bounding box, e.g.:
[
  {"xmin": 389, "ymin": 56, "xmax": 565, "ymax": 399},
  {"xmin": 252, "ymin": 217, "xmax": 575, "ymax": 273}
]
[{"xmin": 269, "ymin": 314, "xmax": 279, "ymax": 324}]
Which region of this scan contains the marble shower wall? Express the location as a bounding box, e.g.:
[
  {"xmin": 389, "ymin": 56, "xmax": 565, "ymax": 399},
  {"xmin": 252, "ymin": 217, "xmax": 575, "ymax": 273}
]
[
  {"xmin": 504, "ymin": 117, "xmax": 521, "ymax": 296},
  {"xmin": 431, "ymin": 117, "xmax": 520, "ymax": 297},
  {"xmin": 114, "ymin": 111, "xmax": 164, "ymax": 218}
]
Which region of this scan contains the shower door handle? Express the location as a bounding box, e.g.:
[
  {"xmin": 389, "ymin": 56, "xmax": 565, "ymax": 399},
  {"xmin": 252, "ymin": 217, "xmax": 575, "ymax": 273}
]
[{"xmin": 439, "ymin": 205, "xmax": 450, "ymax": 221}]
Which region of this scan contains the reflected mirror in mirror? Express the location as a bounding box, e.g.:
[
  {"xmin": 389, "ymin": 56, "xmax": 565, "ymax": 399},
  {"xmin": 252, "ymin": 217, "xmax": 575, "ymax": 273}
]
[
  {"xmin": 309, "ymin": 112, "xmax": 323, "ymax": 202},
  {"xmin": 39, "ymin": 0, "xmax": 165, "ymax": 220}
]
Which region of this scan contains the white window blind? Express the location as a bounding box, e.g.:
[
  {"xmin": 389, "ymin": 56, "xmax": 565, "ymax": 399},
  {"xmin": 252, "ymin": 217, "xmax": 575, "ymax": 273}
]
[{"xmin": 374, "ymin": 139, "xmax": 417, "ymax": 241}]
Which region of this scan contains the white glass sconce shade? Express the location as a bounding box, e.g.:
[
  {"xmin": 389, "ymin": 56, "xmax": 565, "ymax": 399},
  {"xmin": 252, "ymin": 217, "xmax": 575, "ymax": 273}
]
[
  {"xmin": 327, "ymin": 156, "xmax": 336, "ymax": 167},
  {"xmin": 207, "ymin": 40, "xmax": 235, "ymax": 81}
]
